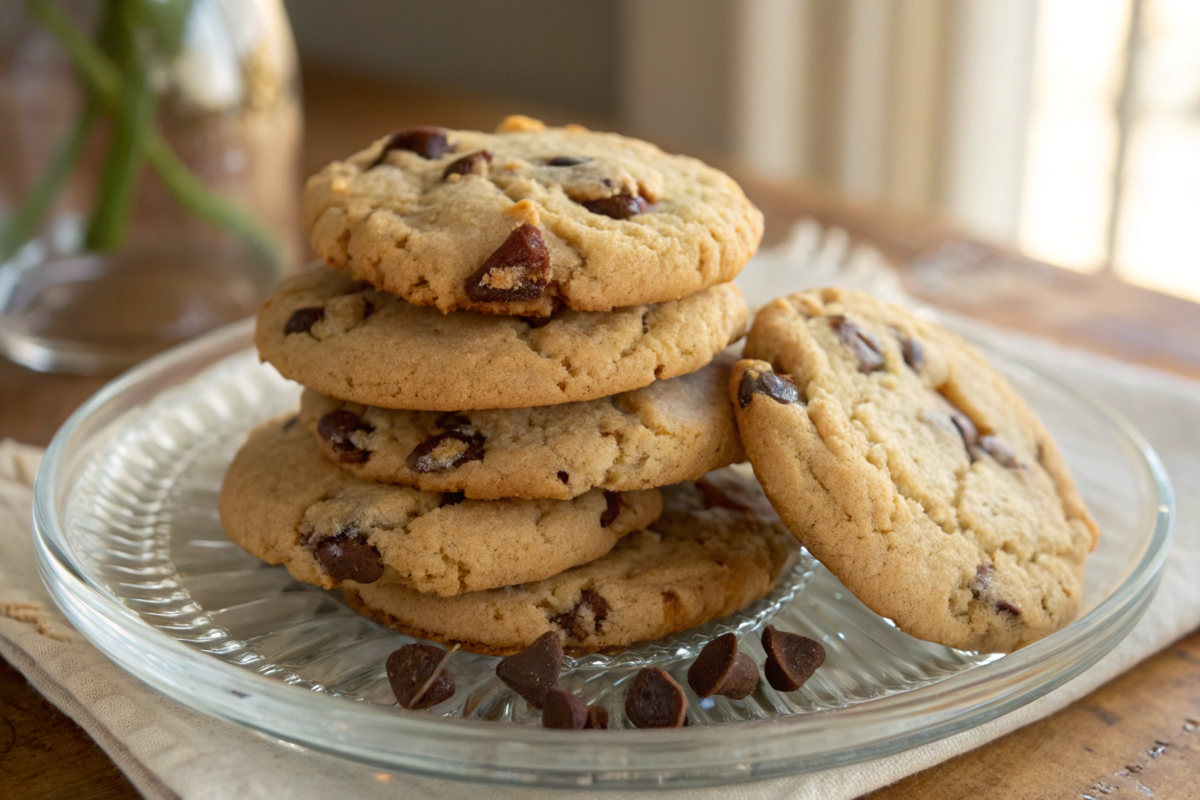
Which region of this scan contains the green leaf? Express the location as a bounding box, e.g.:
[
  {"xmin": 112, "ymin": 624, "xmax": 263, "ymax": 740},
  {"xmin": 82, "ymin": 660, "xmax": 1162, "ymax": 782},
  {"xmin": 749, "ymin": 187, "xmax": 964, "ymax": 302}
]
[
  {"xmin": 86, "ymin": 0, "xmax": 156, "ymax": 250},
  {"xmin": 26, "ymin": 0, "xmax": 281, "ymax": 269},
  {"xmin": 0, "ymin": 104, "xmax": 98, "ymax": 261}
]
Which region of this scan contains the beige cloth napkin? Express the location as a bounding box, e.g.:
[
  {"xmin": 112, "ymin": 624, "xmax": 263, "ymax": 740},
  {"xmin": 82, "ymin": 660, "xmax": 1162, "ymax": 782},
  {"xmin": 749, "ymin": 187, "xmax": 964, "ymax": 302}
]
[{"xmin": 2, "ymin": 229, "xmax": 1199, "ymax": 799}]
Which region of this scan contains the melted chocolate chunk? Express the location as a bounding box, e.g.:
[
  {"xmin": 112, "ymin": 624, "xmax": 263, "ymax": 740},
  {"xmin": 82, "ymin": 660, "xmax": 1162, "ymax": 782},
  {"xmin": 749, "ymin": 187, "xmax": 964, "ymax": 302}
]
[
  {"xmin": 369, "ymin": 126, "xmax": 453, "ymax": 167},
  {"xmin": 600, "ymin": 491, "xmax": 622, "ymax": 527},
  {"xmin": 495, "ymin": 631, "xmax": 563, "ymax": 709},
  {"xmin": 284, "ymin": 307, "xmax": 324, "ymax": 336},
  {"xmin": 443, "ymin": 149, "xmax": 492, "ymax": 178},
  {"xmin": 550, "ymin": 589, "xmax": 610, "ymax": 641},
  {"xmin": 761, "ymin": 625, "xmax": 825, "ymax": 692},
  {"xmin": 546, "ymin": 155, "xmax": 592, "ymax": 166},
  {"xmin": 542, "ymin": 687, "xmax": 588, "ymax": 729},
  {"xmin": 582, "ymin": 193, "xmax": 648, "ymax": 220},
  {"xmin": 687, "ymin": 633, "xmax": 760, "ymax": 700},
  {"xmin": 557, "ymin": 470, "xmax": 570, "ymax": 484},
  {"xmin": 625, "ymin": 668, "xmax": 688, "ymax": 729},
  {"xmin": 899, "ymin": 333, "xmax": 925, "ymax": 372},
  {"xmin": 314, "ymin": 533, "xmax": 384, "ymax": 583},
  {"xmin": 407, "ymin": 429, "xmax": 485, "ymax": 473},
  {"xmin": 386, "ymin": 644, "xmax": 455, "ymax": 709},
  {"xmin": 465, "ymin": 224, "xmax": 551, "ymax": 303},
  {"xmin": 828, "ymin": 315, "xmax": 885, "ymax": 373},
  {"xmin": 317, "ymin": 410, "xmax": 374, "ymax": 464},
  {"xmin": 996, "ymin": 601, "xmax": 1021, "ymax": 616},
  {"xmin": 737, "ymin": 368, "xmax": 801, "ymax": 409}
]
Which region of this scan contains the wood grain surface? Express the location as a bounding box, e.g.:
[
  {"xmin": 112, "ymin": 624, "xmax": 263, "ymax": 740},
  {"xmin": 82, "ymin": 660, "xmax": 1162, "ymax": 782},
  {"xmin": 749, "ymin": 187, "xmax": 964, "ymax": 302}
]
[{"xmin": 1, "ymin": 65, "xmax": 1197, "ymax": 799}]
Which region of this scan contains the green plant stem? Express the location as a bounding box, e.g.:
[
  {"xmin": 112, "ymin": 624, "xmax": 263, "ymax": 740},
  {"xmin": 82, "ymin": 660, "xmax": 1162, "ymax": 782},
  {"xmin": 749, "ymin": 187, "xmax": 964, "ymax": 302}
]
[
  {"xmin": 0, "ymin": 103, "xmax": 98, "ymax": 260},
  {"xmin": 86, "ymin": 0, "xmax": 153, "ymax": 251},
  {"xmin": 27, "ymin": 0, "xmax": 282, "ymax": 268}
]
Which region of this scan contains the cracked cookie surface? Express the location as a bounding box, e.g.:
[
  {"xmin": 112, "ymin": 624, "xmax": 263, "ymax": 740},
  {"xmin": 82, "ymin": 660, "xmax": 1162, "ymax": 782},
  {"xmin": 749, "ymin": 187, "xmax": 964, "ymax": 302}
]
[
  {"xmin": 303, "ymin": 117, "xmax": 763, "ymax": 316},
  {"xmin": 218, "ymin": 417, "xmax": 661, "ymax": 596},
  {"xmin": 257, "ymin": 266, "xmax": 748, "ymax": 411},
  {"xmin": 732, "ymin": 287, "xmax": 1097, "ymax": 653},
  {"xmin": 344, "ymin": 467, "xmax": 798, "ymax": 655},
  {"xmin": 300, "ymin": 353, "xmax": 744, "ymax": 500}
]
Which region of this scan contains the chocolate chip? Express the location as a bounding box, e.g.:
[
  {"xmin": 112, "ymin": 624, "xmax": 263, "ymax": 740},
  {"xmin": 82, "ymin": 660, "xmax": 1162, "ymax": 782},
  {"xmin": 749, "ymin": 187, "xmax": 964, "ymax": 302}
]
[
  {"xmin": 600, "ymin": 491, "xmax": 622, "ymax": 527},
  {"xmin": 407, "ymin": 430, "xmax": 485, "ymax": 473},
  {"xmin": 625, "ymin": 667, "xmax": 688, "ymax": 728},
  {"xmin": 546, "ymin": 155, "xmax": 592, "ymax": 166},
  {"xmin": 386, "ymin": 644, "xmax": 456, "ymax": 709},
  {"xmin": 369, "ymin": 126, "xmax": 453, "ymax": 167},
  {"xmin": 900, "ymin": 334, "xmax": 925, "ymax": 372},
  {"xmin": 737, "ymin": 368, "xmax": 801, "ymax": 409},
  {"xmin": 972, "ymin": 562, "xmax": 994, "ymax": 599},
  {"xmin": 541, "ymin": 687, "xmax": 588, "ymax": 729},
  {"xmin": 585, "ymin": 705, "xmax": 609, "ymax": 729},
  {"xmin": 465, "ymin": 224, "xmax": 551, "ymax": 303},
  {"xmin": 314, "ymin": 533, "xmax": 384, "ymax": 583},
  {"xmin": 435, "ymin": 413, "xmax": 472, "ymax": 431},
  {"xmin": 761, "ymin": 625, "xmax": 825, "ymax": 692},
  {"xmin": 997, "ymin": 601, "xmax": 1021, "ymax": 616},
  {"xmin": 582, "ymin": 193, "xmax": 648, "ymax": 220},
  {"xmin": 496, "ymin": 631, "xmax": 563, "ymax": 709},
  {"xmin": 949, "ymin": 408, "xmax": 980, "ymax": 451},
  {"xmin": 443, "ymin": 149, "xmax": 492, "ymax": 178},
  {"xmin": 557, "ymin": 470, "xmax": 570, "ymax": 484},
  {"xmin": 978, "ymin": 434, "xmax": 1022, "ymax": 469},
  {"xmin": 828, "ymin": 315, "xmax": 885, "ymax": 373},
  {"xmin": 550, "ymin": 589, "xmax": 610, "ymax": 641},
  {"xmin": 317, "ymin": 410, "xmax": 373, "ymax": 464},
  {"xmin": 687, "ymin": 633, "xmax": 760, "ymax": 700},
  {"xmin": 284, "ymin": 307, "xmax": 324, "ymax": 335}
]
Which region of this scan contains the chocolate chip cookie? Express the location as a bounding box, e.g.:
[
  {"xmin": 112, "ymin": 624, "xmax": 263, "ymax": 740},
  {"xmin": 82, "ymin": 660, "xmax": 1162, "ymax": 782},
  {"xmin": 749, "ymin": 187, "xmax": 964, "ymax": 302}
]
[
  {"xmin": 256, "ymin": 266, "xmax": 748, "ymax": 411},
  {"xmin": 302, "ymin": 117, "xmax": 763, "ymax": 316},
  {"xmin": 218, "ymin": 417, "xmax": 662, "ymax": 596},
  {"xmin": 731, "ymin": 287, "xmax": 1098, "ymax": 652},
  {"xmin": 299, "ymin": 353, "xmax": 744, "ymax": 500},
  {"xmin": 343, "ymin": 468, "xmax": 798, "ymax": 655}
]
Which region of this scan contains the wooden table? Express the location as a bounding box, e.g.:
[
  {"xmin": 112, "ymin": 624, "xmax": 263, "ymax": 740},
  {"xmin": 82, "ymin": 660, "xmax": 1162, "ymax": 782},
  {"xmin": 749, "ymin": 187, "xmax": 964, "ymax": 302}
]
[{"xmin": 2, "ymin": 66, "xmax": 1199, "ymax": 799}]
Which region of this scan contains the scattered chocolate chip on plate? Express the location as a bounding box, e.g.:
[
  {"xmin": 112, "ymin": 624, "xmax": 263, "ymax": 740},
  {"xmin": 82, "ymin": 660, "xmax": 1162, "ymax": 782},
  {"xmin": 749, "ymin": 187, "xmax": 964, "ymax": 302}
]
[{"xmin": 495, "ymin": 631, "xmax": 563, "ymax": 709}]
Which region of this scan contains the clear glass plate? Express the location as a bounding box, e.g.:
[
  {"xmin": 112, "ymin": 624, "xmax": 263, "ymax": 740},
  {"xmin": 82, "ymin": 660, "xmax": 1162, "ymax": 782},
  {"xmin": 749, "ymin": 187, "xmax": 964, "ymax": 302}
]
[{"xmin": 32, "ymin": 318, "xmax": 1174, "ymax": 789}]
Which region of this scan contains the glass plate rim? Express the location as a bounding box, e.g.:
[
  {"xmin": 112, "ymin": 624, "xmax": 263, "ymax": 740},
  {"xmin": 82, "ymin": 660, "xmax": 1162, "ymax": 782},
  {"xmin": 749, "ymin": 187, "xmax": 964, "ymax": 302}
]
[{"xmin": 30, "ymin": 317, "xmax": 1176, "ymax": 788}]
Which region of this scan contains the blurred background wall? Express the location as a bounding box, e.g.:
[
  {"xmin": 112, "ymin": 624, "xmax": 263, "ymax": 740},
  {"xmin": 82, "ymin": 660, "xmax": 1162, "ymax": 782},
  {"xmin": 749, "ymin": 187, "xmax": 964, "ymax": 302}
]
[{"xmin": 285, "ymin": 0, "xmax": 1200, "ymax": 302}]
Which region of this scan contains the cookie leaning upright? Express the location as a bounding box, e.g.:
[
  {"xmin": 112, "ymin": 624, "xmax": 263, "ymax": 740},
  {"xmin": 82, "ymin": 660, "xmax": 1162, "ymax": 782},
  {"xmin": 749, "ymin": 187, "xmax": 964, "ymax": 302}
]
[
  {"xmin": 301, "ymin": 116, "xmax": 764, "ymax": 316},
  {"xmin": 730, "ymin": 287, "xmax": 1098, "ymax": 653}
]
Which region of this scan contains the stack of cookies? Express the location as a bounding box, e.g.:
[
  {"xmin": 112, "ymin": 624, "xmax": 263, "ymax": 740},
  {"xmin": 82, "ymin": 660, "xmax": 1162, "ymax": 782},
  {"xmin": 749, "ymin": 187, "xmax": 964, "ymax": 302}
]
[{"xmin": 219, "ymin": 116, "xmax": 799, "ymax": 657}]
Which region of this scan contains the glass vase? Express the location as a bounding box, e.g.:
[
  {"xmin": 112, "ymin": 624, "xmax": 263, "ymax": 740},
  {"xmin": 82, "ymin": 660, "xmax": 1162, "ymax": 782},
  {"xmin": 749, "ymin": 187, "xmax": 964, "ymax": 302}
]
[{"xmin": 0, "ymin": 0, "xmax": 301, "ymax": 374}]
